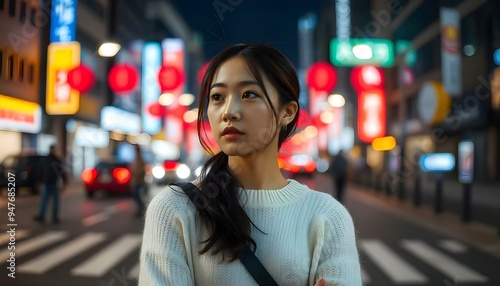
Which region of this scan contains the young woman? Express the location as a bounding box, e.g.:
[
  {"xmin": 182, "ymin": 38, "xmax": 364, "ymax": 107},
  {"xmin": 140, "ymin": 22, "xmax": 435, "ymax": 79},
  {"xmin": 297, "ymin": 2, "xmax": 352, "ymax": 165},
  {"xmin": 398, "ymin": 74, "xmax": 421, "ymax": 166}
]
[{"xmin": 139, "ymin": 44, "xmax": 362, "ymax": 286}]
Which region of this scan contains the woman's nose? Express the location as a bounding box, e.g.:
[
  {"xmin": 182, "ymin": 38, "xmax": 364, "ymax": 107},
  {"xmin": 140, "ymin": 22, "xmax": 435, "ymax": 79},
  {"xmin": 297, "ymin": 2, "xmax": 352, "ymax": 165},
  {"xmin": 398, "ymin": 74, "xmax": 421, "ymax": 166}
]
[{"xmin": 222, "ymin": 96, "xmax": 242, "ymax": 122}]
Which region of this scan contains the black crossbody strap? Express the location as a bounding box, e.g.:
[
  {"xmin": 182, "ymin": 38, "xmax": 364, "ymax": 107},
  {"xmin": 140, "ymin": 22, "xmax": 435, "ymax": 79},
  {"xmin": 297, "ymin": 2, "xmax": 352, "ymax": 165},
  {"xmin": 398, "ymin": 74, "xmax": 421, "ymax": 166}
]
[{"xmin": 172, "ymin": 182, "xmax": 279, "ymax": 286}]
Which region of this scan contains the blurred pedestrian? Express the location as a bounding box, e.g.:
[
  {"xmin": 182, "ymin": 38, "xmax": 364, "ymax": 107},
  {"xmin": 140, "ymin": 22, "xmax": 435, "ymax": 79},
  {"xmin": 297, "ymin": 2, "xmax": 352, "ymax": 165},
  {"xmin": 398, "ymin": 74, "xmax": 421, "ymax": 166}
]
[
  {"xmin": 139, "ymin": 44, "xmax": 361, "ymax": 285},
  {"xmin": 131, "ymin": 144, "xmax": 146, "ymax": 217},
  {"xmin": 34, "ymin": 145, "xmax": 67, "ymax": 224},
  {"xmin": 330, "ymin": 150, "xmax": 348, "ymax": 203}
]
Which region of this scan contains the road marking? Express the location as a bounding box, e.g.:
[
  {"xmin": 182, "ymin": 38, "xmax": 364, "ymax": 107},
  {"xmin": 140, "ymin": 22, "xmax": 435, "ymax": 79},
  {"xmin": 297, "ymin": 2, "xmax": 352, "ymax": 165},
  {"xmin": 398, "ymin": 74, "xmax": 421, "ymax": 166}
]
[
  {"xmin": 71, "ymin": 234, "xmax": 141, "ymax": 277},
  {"xmin": 82, "ymin": 202, "xmax": 129, "ymax": 226},
  {"xmin": 0, "ymin": 229, "xmax": 30, "ymax": 246},
  {"xmin": 438, "ymin": 239, "xmax": 467, "ymax": 253},
  {"xmin": 127, "ymin": 262, "xmax": 140, "ymax": 279},
  {"xmin": 401, "ymin": 240, "xmax": 488, "ymax": 283},
  {"xmin": 0, "ymin": 231, "xmax": 67, "ymax": 262},
  {"xmin": 360, "ymin": 239, "xmax": 428, "ymax": 284},
  {"xmin": 18, "ymin": 232, "xmax": 107, "ymax": 274},
  {"xmin": 82, "ymin": 212, "xmax": 110, "ymax": 227}
]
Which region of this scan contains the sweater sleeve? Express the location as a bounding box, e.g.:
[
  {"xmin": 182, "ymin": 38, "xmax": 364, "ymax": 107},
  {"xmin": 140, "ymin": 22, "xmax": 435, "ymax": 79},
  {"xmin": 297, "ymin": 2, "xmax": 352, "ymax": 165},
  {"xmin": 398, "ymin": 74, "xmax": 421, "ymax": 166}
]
[
  {"xmin": 139, "ymin": 190, "xmax": 194, "ymax": 285},
  {"xmin": 312, "ymin": 197, "xmax": 362, "ymax": 286}
]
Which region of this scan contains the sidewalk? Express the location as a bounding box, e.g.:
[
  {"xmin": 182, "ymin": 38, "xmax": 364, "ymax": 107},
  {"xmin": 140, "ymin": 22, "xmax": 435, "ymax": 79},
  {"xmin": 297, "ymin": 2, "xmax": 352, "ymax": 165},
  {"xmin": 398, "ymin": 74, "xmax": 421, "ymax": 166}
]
[{"xmin": 347, "ymin": 181, "xmax": 500, "ymax": 258}]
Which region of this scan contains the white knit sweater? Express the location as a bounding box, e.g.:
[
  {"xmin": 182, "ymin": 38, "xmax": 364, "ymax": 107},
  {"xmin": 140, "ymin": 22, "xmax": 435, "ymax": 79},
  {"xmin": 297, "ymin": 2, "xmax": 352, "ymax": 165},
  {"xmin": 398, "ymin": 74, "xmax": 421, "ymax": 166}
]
[{"xmin": 139, "ymin": 179, "xmax": 362, "ymax": 286}]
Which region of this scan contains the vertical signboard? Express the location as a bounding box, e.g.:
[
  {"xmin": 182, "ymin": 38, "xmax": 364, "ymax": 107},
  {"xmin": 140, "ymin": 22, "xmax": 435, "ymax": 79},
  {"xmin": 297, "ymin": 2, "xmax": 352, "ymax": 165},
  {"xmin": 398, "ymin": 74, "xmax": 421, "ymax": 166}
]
[
  {"xmin": 162, "ymin": 38, "xmax": 185, "ymax": 145},
  {"xmin": 458, "ymin": 141, "xmax": 474, "ymax": 183},
  {"xmin": 357, "ymin": 89, "xmax": 386, "ymax": 143},
  {"xmin": 141, "ymin": 42, "xmax": 162, "ymax": 135},
  {"xmin": 440, "ymin": 8, "xmax": 462, "ymax": 96},
  {"xmin": 50, "ymin": 0, "xmax": 78, "ymax": 43},
  {"xmin": 46, "ymin": 42, "xmax": 81, "ymax": 115}
]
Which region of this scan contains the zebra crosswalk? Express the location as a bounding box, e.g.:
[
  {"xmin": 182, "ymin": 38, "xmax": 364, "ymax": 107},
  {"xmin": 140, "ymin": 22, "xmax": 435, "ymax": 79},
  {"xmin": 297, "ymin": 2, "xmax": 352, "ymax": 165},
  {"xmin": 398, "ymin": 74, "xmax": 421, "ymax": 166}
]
[{"xmin": 0, "ymin": 230, "xmax": 492, "ymax": 284}]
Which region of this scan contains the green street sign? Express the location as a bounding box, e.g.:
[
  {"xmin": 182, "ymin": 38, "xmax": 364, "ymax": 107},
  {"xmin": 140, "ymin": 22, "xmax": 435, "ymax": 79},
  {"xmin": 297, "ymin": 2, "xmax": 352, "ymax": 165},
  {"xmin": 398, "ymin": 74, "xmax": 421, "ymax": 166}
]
[{"xmin": 330, "ymin": 38, "xmax": 395, "ymax": 67}]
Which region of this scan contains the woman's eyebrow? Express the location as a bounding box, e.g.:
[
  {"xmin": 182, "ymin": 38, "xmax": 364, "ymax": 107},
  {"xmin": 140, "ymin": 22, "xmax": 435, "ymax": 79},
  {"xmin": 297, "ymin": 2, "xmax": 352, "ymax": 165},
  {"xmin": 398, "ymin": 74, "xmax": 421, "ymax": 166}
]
[{"xmin": 210, "ymin": 80, "xmax": 260, "ymax": 89}]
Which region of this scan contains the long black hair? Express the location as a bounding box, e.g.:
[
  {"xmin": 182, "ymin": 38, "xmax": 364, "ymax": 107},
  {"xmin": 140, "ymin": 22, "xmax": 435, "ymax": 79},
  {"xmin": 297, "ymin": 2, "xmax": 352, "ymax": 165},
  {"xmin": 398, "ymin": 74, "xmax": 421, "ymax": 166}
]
[{"xmin": 195, "ymin": 43, "xmax": 300, "ymax": 261}]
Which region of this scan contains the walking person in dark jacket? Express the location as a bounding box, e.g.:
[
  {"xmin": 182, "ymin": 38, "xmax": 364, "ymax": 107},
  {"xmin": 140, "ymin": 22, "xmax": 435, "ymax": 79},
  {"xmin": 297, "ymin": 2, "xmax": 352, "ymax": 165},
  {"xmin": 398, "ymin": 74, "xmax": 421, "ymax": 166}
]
[
  {"xmin": 330, "ymin": 150, "xmax": 348, "ymax": 203},
  {"xmin": 34, "ymin": 145, "xmax": 67, "ymax": 224}
]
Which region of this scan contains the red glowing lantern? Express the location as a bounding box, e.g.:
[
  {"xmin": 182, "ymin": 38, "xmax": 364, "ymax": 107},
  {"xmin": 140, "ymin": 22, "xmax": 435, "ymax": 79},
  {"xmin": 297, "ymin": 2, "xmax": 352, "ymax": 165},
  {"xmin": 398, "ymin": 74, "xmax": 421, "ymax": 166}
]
[
  {"xmin": 67, "ymin": 64, "xmax": 95, "ymax": 93},
  {"xmin": 148, "ymin": 102, "xmax": 164, "ymax": 118},
  {"xmin": 350, "ymin": 65, "xmax": 384, "ymax": 92},
  {"xmin": 107, "ymin": 63, "xmax": 139, "ymax": 94},
  {"xmin": 158, "ymin": 65, "xmax": 185, "ymax": 92},
  {"xmin": 306, "ymin": 62, "xmax": 337, "ymax": 92}
]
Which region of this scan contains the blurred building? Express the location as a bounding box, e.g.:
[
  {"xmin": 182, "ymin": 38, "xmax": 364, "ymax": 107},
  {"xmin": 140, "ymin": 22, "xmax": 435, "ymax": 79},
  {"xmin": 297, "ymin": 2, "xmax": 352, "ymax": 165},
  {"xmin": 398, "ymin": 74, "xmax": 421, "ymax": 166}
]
[
  {"xmin": 383, "ymin": 0, "xmax": 500, "ymax": 183},
  {"xmin": 315, "ymin": 0, "xmax": 500, "ymax": 184},
  {"xmin": 0, "ymin": 0, "xmax": 44, "ymax": 161}
]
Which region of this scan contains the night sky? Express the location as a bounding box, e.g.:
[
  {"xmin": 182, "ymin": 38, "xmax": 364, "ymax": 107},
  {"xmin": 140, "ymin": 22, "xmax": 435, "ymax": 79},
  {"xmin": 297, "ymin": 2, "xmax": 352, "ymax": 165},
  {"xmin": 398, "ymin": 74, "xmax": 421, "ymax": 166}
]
[{"xmin": 169, "ymin": 0, "xmax": 328, "ymax": 66}]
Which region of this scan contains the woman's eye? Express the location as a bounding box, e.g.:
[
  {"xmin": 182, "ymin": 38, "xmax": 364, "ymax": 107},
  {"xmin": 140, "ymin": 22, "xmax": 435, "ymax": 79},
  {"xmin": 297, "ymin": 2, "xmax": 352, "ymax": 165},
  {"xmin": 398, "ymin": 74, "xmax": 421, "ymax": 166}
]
[
  {"xmin": 210, "ymin": 94, "xmax": 222, "ymax": 101},
  {"xmin": 242, "ymin": 91, "xmax": 258, "ymax": 99}
]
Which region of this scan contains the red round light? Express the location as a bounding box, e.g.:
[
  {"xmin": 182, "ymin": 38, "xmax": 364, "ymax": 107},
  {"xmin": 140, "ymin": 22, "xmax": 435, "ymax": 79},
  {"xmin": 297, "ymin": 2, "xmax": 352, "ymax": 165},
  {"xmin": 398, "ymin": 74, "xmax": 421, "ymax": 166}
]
[
  {"xmin": 350, "ymin": 65, "xmax": 385, "ymax": 92},
  {"xmin": 67, "ymin": 64, "xmax": 95, "ymax": 93},
  {"xmin": 148, "ymin": 102, "xmax": 164, "ymax": 117},
  {"xmin": 306, "ymin": 62, "xmax": 337, "ymax": 92},
  {"xmin": 113, "ymin": 167, "xmax": 131, "ymax": 184},
  {"xmin": 82, "ymin": 168, "xmax": 97, "ymax": 184},
  {"xmin": 158, "ymin": 65, "xmax": 185, "ymax": 92},
  {"xmin": 108, "ymin": 63, "xmax": 139, "ymax": 94}
]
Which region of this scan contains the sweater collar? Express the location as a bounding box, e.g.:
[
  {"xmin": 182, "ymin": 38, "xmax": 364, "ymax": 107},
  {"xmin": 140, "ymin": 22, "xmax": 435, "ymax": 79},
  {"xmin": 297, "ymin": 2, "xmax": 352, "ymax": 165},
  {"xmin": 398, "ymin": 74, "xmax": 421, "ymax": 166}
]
[{"xmin": 238, "ymin": 179, "xmax": 308, "ymax": 208}]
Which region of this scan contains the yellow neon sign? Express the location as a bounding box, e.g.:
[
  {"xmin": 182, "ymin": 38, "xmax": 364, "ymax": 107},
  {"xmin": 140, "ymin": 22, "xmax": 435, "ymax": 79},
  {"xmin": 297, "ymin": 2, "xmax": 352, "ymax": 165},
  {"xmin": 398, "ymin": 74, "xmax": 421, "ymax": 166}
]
[{"xmin": 46, "ymin": 42, "xmax": 80, "ymax": 115}]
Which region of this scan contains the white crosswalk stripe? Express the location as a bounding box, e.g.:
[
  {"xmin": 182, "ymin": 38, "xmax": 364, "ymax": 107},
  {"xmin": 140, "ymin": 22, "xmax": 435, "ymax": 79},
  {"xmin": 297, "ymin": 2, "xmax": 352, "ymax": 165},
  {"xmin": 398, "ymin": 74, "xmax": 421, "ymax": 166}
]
[
  {"xmin": 18, "ymin": 232, "xmax": 107, "ymax": 274},
  {"xmin": 127, "ymin": 262, "xmax": 140, "ymax": 280},
  {"xmin": 71, "ymin": 234, "xmax": 141, "ymax": 277},
  {"xmin": 0, "ymin": 229, "xmax": 30, "ymax": 246},
  {"xmin": 0, "ymin": 231, "xmax": 68, "ymax": 262},
  {"xmin": 360, "ymin": 239, "xmax": 428, "ymax": 284},
  {"xmin": 2, "ymin": 232, "xmax": 492, "ymax": 284},
  {"xmin": 401, "ymin": 240, "xmax": 488, "ymax": 283}
]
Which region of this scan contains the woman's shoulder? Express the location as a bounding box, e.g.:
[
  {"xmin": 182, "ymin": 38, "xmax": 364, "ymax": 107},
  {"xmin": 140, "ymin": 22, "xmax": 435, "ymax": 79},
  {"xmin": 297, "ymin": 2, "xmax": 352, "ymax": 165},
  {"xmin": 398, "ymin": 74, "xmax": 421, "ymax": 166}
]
[
  {"xmin": 146, "ymin": 183, "xmax": 194, "ymax": 217},
  {"xmin": 303, "ymin": 187, "xmax": 353, "ymax": 222}
]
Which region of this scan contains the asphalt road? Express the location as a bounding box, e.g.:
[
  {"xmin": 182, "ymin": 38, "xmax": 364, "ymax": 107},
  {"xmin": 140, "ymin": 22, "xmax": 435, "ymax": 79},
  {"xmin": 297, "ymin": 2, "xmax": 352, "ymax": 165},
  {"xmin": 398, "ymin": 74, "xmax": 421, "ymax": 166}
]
[{"xmin": 0, "ymin": 175, "xmax": 498, "ymax": 286}]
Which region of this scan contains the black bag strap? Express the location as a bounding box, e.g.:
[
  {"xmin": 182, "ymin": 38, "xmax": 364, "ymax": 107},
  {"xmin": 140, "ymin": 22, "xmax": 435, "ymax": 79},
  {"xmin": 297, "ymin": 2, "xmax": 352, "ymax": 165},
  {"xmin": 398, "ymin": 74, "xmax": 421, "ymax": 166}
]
[{"xmin": 172, "ymin": 182, "xmax": 279, "ymax": 286}]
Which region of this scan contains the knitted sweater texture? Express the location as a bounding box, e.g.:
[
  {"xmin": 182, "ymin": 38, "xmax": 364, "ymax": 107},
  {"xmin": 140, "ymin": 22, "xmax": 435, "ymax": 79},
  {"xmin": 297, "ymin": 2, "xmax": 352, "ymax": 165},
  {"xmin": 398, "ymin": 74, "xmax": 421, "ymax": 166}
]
[{"xmin": 139, "ymin": 179, "xmax": 362, "ymax": 286}]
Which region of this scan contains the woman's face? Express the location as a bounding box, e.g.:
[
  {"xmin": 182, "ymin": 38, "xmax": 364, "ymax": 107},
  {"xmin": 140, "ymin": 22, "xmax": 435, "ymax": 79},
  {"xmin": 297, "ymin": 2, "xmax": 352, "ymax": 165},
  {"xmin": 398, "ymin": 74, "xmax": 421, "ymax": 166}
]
[{"xmin": 207, "ymin": 56, "xmax": 280, "ymax": 157}]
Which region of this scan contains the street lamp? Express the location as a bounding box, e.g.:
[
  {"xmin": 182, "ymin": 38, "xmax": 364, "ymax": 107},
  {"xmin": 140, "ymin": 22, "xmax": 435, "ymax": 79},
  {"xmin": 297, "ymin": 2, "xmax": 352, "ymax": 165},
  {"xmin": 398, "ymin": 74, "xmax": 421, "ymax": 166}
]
[{"xmin": 98, "ymin": 41, "xmax": 121, "ymax": 57}]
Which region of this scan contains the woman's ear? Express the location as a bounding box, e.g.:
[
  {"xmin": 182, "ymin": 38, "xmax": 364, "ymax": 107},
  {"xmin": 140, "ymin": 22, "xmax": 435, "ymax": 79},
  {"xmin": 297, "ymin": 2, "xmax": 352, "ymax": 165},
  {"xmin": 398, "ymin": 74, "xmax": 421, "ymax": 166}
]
[{"xmin": 280, "ymin": 101, "xmax": 299, "ymax": 127}]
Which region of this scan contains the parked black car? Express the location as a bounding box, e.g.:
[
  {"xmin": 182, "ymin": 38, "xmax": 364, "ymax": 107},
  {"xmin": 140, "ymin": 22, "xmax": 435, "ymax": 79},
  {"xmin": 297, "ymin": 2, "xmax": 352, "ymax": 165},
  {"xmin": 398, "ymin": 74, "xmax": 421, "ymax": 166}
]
[{"xmin": 0, "ymin": 154, "xmax": 44, "ymax": 195}]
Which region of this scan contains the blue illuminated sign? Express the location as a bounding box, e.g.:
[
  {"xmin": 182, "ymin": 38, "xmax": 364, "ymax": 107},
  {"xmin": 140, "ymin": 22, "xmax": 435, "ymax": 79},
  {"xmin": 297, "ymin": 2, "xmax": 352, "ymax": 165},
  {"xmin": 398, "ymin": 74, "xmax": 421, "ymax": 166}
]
[
  {"xmin": 50, "ymin": 0, "xmax": 78, "ymax": 43},
  {"xmin": 419, "ymin": 153, "xmax": 455, "ymax": 173},
  {"xmin": 141, "ymin": 42, "xmax": 162, "ymax": 135}
]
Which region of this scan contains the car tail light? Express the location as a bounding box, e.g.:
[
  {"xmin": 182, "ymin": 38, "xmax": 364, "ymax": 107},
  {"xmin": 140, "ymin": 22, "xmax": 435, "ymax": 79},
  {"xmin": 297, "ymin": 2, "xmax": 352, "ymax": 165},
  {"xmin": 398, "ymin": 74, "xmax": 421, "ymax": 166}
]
[
  {"xmin": 113, "ymin": 167, "xmax": 131, "ymax": 184},
  {"xmin": 82, "ymin": 168, "xmax": 98, "ymax": 184},
  {"xmin": 163, "ymin": 161, "xmax": 178, "ymax": 171}
]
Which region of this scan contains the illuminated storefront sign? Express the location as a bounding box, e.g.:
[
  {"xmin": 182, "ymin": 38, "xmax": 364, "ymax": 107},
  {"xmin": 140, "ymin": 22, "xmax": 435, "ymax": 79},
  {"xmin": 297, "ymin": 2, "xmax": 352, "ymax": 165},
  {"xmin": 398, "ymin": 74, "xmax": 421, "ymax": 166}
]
[
  {"xmin": 458, "ymin": 141, "xmax": 473, "ymax": 183},
  {"xmin": 330, "ymin": 38, "xmax": 394, "ymax": 67},
  {"xmin": 357, "ymin": 90, "xmax": 386, "ymax": 143},
  {"xmin": 0, "ymin": 94, "xmax": 41, "ymax": 133},
  {"xmin": 141, "ymin": 42, "xmax": 162, "ymax": 135},
  {"xmin": 75, "ymin": 126, "xmax": 109, "ymax": 148},
  {"xmin": 101, "ymin": 106, "xmax": 140, "ymax": 134},
  {"xmin": 46, "ymin": 41, "xmax": 80, "ymax": 115},
  {"xmin": 420, "ymin": 153, "xmax": 455, "ymax": 172},
  {"xmin": 50, "ymin": 0, "xmax": 78, "ymax": 43}
]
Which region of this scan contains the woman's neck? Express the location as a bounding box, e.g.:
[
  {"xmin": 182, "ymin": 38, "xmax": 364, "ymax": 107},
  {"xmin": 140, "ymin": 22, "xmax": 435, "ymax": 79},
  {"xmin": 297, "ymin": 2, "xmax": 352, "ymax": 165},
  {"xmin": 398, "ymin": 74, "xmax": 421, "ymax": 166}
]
[{"xmin": 228, "ymin": 154, "xmax": 287, "ymax": 190}]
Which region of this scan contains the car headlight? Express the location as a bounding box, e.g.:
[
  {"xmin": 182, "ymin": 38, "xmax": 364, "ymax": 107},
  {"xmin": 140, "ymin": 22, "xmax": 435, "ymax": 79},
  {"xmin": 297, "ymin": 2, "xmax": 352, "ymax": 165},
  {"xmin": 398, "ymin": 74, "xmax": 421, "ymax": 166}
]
[
  {"xmin": 152, "ymin": 166, "xmax": 166, "ymax": 179},
  {"xmin": 176, "ymin": 164, "xmax": 191, "ymax": 179}
]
